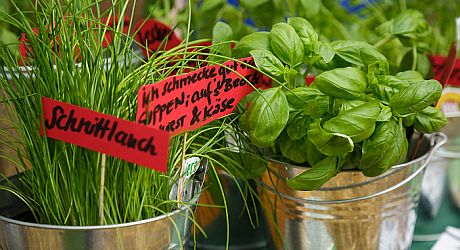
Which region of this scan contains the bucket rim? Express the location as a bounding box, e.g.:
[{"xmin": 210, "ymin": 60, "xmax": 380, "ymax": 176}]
[
  {"xmin": 0, "ymin": 202, "xmax": 193, "ymax": 230},
  {"xmin": 435, "ymin": 148, "xmax": 460, "ymax": 159}
]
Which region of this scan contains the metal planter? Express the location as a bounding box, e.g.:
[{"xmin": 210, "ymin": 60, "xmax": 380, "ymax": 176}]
[
  {"xmin": 0, "ymin": 158, "xmax": 207, "ymax": 250},
  {"xmin": 259, "ymin": 133, "xmax": 446, "ymax": 250}
]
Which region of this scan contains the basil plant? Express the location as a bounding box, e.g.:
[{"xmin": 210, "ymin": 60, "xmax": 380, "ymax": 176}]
[{"xmin": 231, "ymin": 17, "xmax": 446, "ymax": 191}]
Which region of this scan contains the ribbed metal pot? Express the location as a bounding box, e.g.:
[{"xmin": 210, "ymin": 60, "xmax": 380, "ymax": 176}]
[
  {"xmin": 0, "ymin": 159, "xmax": 206, "ymax": 250},
  {"xmin": 259, "ymin": 133, "xmax": 447, "ymax": 250}
]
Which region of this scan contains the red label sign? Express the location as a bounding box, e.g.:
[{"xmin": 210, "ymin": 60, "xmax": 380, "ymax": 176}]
[
  {"xmin": 134, "ymin": 18, "xmax": 181, "ymax": 57},
  {"xmin": 430, "ymin": 55, "xmax": 460, "ymax": 87},
  {"xmin": 136, "ymin": 57, "xmax": 262, "ymax": 135},
  {"xmin": 42, "ymin": 97, "xmax": 170, "ymax": 172}
]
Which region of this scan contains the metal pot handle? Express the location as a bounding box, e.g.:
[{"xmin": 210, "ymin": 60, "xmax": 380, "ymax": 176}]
[{"xmin": 275, "ymin": 133, "xmax": 448, "ymax": 205}]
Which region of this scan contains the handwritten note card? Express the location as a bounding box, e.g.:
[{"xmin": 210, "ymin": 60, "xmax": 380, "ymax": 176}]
[
  {"xmin": 42, "ymin": 97, "xmax": 170, "ymax": 172},
  {"xmin": 136, "ymin": 57, "xmax": 261, "ymax": 135}
]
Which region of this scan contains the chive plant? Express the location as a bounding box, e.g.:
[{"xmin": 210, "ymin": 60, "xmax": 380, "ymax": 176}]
[{"xmin": 0, "ymin": 0, "xmax": 245, "ymax": 227}]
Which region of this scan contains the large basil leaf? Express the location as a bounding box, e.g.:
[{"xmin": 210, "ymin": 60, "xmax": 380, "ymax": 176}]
[
  {"xmin": 323, "ymin": 101, "xmax": 380, "ymax": 142},
  {"xmin": 413, "ymin": 106, "xmax": 447, "ymax": 133},
  {"xmin": 377, "ymin": 10, "xmax": 429, "ymax": 39},
  {"xmin": 315, "ymin": 67, "xmax": 368, "ymax": 100},
  {"xmin": 278, "ymin": 131, "xmax": 308, "ymax": 163},
  {"xmin": 232, "ymin": 32, "xmax": 271, "ymax": 58},
  {"xmin": 250, "ymin": 50, "xmax": 285, "ymax": 77},
  {"xmin": 270, "ymin": 23, "xmax": 304, "ymax": 67},
  {"xmin": 287, "ymin": 113, "xmax": 312, "ymax": 140},
  {"xmin": 240, "ymin": 88, "xmax": 289, "ymax": 147},
  {"xmin": 307, "ymin": 120, "xmax": 354, "ymax": 156},
  {"xmin": 305, "ymin": 136, "xmax": 327, "ymax": 166},
  {"xmin": 389, "ymin": 80, "xmax": 442, "ymax": 116},
  {"xmin": 210, "ymin": 22, "xmax": 233, "ymax": 63},
  {"xmin": 287, "ymin": 156, "xmax": 339, "ymax": 190},
  {"xmin": 330, "ymin": 40, "xmax": 389, "ymax": 75},
  {"xmin": 287, "ymin": 17, "xmax": 318, "ymax": 53},
  {"xmin": 360, "ymin": 119, "xmax": 408, "ymax": 177}
]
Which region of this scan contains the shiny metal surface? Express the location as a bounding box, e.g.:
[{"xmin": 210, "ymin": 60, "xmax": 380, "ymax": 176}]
[
  {"xmin": 442, "ymin": 113, "xmax": 460, "ymax": 209},
  {"xmin": 0, "ymin": 159, "xmax": 208, "ymax": 250},
  {"xmin": 259, "ymin": 133, "xmax": 446, "ymax": 250}
]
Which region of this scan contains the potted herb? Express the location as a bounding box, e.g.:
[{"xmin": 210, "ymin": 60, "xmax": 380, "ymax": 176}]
[
  {"xmin": 229, "ymin": 17, "xmax": 448, "ymax": 249},
  {"xmin": 0, "ymin": 1, "xmax": 236, "ymax": 249}
]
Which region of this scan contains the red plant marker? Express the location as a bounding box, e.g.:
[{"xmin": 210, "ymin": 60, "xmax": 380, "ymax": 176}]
[
  {"xmin": 41, "ymin": 97, "xmax": 170, "ymax": 172},
  {"xmin": 137, "ymin": 57, "xmax": 263, "ymax": 135}
]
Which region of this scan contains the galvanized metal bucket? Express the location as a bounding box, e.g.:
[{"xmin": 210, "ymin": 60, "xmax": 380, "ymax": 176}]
[
  {"xmin": 259, "ymin": 133, "xmax": 447, "ymax": 250},
  {"xmin": 0, "ymin": 159, "xmax": 207, "ymax": 250}
]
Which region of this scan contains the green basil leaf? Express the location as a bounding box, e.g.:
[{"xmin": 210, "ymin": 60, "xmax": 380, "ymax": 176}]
[
  {"xmin": 304, "ymin": 95, "xmax": 330, "ymax": 119},
  {"xmin": 287, "ymin": 17, "xmax": 318, "ymax": 53},
  {"xmin": 270, "ymin": 23, "xmax": 304, "ymax": 67},
  {"xmin": 371, "ymin": 75, "xmax": 409, "ymax": 103},
  {"xmin": 210, "ymin": 21, "xmax": 233, "ymax": 63},
  {"xmin": 240, "ymin": 88, "xmax": 289, "ymax": 148},
  {"xmin": 377, "ymin": 105, "xmax": 392, "ymax": 122},
  {"xmin": 413, "ymin": 106, "xmax": 447, "ymax": 133},
  {"xmin": 395, "ymin": 70, "xmax": 424, "ymax": 81},
  {"xmin": 298, "ymin": 0, "xmax": 322, "ymax": 19},
  {"xmin": 314, "ymin": 41, "xmax": 335, "ymax": 63},
  {"xmin": 315, "ymin": 67, "xmax": 368, "ymax": 100},
  {"xmin": 287, "ymin": 156, "xmax": 338, "ymax": 190},
  {"xmin": 287, "ymin": 113, "xmax": 312, "ymax": 140},
  {"xmin": 285, "ymin": 87, "xmax": 330, "ymax": 118},
  {"xmin": 307, "ymin": 120, "xmax": 354, "ymax": 156},
  {"xmin": 278, "ymin": 131, "xmax": 308, "ymax": 164},
  {"xmin": 416, "ymin": 53, "xmax": 431, "ymax": 78},
  {"xmin": 390, "ymin": 80, "xmax": 442, "ymax": 116},
  {"xmin": 305, "ymin": 136, "xmax": 327, "ymax": 167},
  {"xmin": 233, "ymin": 32, "xmax": 271, "ymax": 58},
  {"xmin": 337, "ymin": 99, "xmax": 367, "ymax": 113},
  {"xmin": 360, "ymin": 119, "xmax": 408, "ymax": 177},
  {"xmin": 330, "ymin": 40, "xmax": 389, "ymax": 75},
  {"xmin": 286, "ymin": 87, "xmax": 324, "ymax": 109},
  {"xmin": 250, "ymin": 50, "xmax": 285, "ymax": 77},
  {"xmin": 323, "ymin": 101, "xmax": 380, "ymax": 142},
  {"xmin": 376, "ymin": 10, "xmax": 429, "ymax": 38}
]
